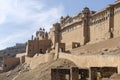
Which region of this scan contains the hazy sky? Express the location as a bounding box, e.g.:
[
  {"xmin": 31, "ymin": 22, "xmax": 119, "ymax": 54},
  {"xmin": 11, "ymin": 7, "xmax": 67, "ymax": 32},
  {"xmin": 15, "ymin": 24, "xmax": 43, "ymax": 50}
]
[{"xmin": 0, "ymin": 0, "xmax": 115, "ymax": 50}]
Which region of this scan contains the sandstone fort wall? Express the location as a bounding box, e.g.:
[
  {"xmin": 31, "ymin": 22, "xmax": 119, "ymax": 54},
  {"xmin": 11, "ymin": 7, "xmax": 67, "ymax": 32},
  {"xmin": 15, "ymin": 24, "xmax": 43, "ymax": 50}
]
[
  {"xmin": 59, "ymin": 53, "xmax": 120, "ymax": 74},
  {"xmin": 61, "ymin": 22, "xmax": 84, "ymax": 50},
  {"xmin": 3, "ymin": 57, "xmax": 20, "ymax": 71},
  {"xmin": 59, "ymin": 2, "xmax": 120, "ymax": 51},
  {"xmin": 114, "ymin": 3, "xmax": 120, "ymax": 37}
]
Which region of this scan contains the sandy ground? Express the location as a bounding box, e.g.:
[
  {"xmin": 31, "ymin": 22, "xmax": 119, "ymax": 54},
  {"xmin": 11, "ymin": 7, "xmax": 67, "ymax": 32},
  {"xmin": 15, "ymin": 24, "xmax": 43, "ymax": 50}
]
[
  {"xmin": 0, "ymin": 64, "xmax": 25, "ymax": 80},
  {"xmin": 71, "ymin": 37, "xmax": 120, "ymax": 55},
  {"xmin": 15, "ymin": 59, "xmax": 76, "ymax": 80}
]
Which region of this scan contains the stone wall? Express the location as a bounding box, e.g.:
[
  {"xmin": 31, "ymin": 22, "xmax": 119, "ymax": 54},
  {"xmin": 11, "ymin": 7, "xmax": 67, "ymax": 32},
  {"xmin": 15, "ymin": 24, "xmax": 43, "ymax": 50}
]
[
  {"xmin": 59, "ymin": 2, "xmax": 120, "ymax": 51},
  {"xmin": 90, "ymin": 10, "xmax": 111, "ymax": 43},
  {"xmin": 51, "ymin": 67, "xmax": 117, "ymax": 80},
  {"xmin": 26, "ymin": 40, "xmax": 51, "ymax": 57},
  {"xmin": 59, "ymin": 53, "xmax": 120, "ymax": 74},
  {"xmin": 25, "ymin": 53, "xmax": 55, "ymax": 69},
  {"xmin": 61, "ymin": 22, "xmax": 84, "ymax": 50},
  {"xmin": 114, "ymin": 3, "xmax": 120, "ymax": 37},
  {"xmin": 3, "ymin": 57, "xmax": 20, "ymax": 71},
  {"xmin": 25, "ymin": 1, "xmax": 120, "ymax": 56}
]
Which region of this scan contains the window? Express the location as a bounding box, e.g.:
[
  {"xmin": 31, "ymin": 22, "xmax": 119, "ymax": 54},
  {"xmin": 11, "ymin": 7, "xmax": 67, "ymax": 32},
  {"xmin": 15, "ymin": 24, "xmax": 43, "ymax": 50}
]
[
  {"xmin": 40, "ymin": 49, "xmax": 43, "ymax": 53},
  {"xmin": 4, "ymin": 64, "xmax": 7, "ymax": 67}
]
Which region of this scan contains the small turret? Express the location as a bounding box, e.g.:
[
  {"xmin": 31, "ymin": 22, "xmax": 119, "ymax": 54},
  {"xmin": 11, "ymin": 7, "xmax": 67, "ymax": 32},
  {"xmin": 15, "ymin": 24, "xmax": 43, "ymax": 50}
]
[
  {"xmin": 44, "ymin": 32, "xmax": 48, "ymax": 39},
  {"xmin": 35, "ymin": 27, "xmax": 48, "ymax": 40},
  {"xmin": 82, "ymin": 7, "xmax": 90, "ymax": 17},
  {"xmin": 61, "ymin": 16, "xmax": 64, "ymax": 20},
  {"xmin": 43, "ymin": 28, "xmax": 45, "ymax": 32},
  {"xmin": 39, "ymin": 27, "xmax": 42, "ymax": 31},
  {"xmin": 60, "ymin": 16, "xmax": 64, "ymax": 24},
  {"xmin": 31, "ymin": 35, "xmax": 34, "ymax": 40},
  {"xmin": 66, "ymin": 15, "xmax": 70, "ymax": 19}
]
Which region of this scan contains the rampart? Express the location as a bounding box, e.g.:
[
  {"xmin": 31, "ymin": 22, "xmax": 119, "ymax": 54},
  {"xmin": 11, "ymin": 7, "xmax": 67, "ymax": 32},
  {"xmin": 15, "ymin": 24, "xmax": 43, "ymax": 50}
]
[{"xmin": 59, "ymin": 53, "xmax": 120, "ymax": 74}]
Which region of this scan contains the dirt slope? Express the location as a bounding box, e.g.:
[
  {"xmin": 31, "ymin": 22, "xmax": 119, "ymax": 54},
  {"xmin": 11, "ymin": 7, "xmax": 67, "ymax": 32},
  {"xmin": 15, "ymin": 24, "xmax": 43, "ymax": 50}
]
[
  {"xmin": 15, "ymin": 59, "xmax": 76, "ymax": 80},
  {"xmin": 71, "ymin": 37, "xmax": 120, "ymax": 55},
  {"xmin": 109, "ymin": 74, "xmax": 120, "ymax": 80},
  {"xmin": 0, "ymin": 64, "xmax": 27, "ymax": 80}
]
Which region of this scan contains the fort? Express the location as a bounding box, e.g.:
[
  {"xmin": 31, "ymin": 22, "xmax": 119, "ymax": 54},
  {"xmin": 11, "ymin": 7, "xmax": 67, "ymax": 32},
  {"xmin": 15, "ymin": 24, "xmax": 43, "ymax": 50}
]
[
  {"xmin": 26, "ymin": 1, "xmax": 120, "ymax": 57},
  {"xmin": 1, "ymin": 1, "xmax": 120, "ymax": 80}
]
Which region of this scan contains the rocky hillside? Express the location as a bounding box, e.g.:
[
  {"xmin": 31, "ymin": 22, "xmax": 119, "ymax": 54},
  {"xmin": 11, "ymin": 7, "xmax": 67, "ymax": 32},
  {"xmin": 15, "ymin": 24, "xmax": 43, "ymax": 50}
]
[
  {"xmin": 0, "ymin": 43, "xmax": 26, "ymax": 57},
  {"xmin": 0, "ymin": 64, "xmax": 27, "ymax": 80}
]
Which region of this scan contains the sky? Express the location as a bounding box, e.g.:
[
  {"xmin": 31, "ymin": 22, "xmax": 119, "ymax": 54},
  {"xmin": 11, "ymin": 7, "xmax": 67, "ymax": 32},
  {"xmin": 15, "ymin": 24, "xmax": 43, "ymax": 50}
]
[{"xmin": 0, "ymin": 0, "xmax": 115, "ymax": 50}]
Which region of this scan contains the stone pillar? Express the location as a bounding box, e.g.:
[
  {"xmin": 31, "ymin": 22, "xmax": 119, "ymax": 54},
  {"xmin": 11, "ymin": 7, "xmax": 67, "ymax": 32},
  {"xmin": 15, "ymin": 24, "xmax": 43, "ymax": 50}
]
[
  {"xmin": 118, "ymin": 66, "xmax": 120, "ymax": 74},
  {"xmin": 82, "ymin": 7, "xmax": 90, "ymax": 44},
  {"xmin": 54, "ymin": 43, "xmax": 59, "ymax": 60},
  {"xmin": 20, "ymin": 55, "xmax": 25, "ymax": 64},
  {"xmin": 89, "ymin": 68, "xmax": 92, "ymax": 80},
  {"xmin": 70, "ymin": 67, "xmax": 79, "ymax": 80}
]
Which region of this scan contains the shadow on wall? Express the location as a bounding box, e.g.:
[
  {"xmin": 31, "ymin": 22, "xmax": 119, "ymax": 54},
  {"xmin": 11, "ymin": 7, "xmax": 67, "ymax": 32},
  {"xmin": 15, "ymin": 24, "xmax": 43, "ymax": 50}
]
[{"xmin": 2, "ymin": 56, "xmax": 20, "ymax": 72}]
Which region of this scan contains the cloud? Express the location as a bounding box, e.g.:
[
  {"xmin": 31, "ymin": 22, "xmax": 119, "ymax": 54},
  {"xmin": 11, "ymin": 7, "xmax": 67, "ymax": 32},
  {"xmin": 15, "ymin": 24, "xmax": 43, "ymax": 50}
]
[
  {"xmin": 0, "ymin": 0, "xmax": 43, "ymax": 24},
  {"xmin": 0, "ymin": 33, "xmax": 26, "ymax": 49},
  {"xmin": 0, "ymin": 0, "xmax": 64, "ymax": 50}
]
